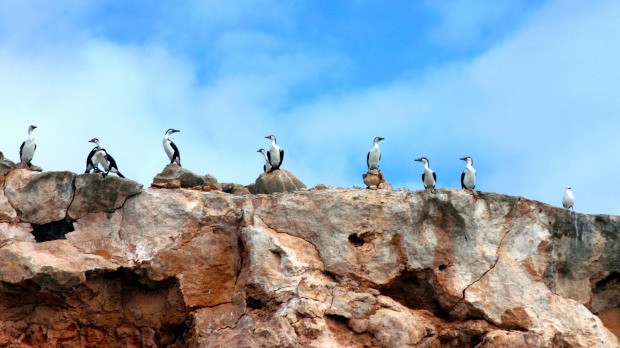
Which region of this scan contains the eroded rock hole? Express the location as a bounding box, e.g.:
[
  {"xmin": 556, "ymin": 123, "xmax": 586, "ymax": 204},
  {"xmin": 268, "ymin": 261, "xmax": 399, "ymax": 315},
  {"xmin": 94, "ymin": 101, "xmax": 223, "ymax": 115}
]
[
  {"xmin": 246, "ymin": 296, "xmax": 264, "ymax": 309},
  {"xmin": 31, "ymin": 219, "xmax": 74, "ymax": 242},
  {"xmin": 379, "ymin": 270, "xmax": 442, "ymax": 315},
  {"xmin": 348, "ymin": 234, "xmax": 364, "ymax": 247}
]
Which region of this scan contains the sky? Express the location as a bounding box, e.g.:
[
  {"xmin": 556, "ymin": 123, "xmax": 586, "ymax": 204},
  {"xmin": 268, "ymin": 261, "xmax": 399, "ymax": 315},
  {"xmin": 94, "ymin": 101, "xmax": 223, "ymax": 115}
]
[{"xmin": 0, "ymin": 0, "xmax": 619, "ymax": 215}]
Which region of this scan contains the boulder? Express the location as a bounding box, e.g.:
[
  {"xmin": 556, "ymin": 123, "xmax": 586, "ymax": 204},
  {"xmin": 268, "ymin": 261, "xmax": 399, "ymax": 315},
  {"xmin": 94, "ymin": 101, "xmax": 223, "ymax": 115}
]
[
  {"xmin": 0, "ymin": 156, "xmax": 16, "ymax": 176},
  {"xmin": 362, "ymin": 169, "xmax": 391, "ymax": 189},
  {"xmin": 151, "ymin": 164, "xmax": 204, "ymax": 188},
  {"xmin": 4, "ymin": 170, "xmax": 75, "ymax": 224},
  {"xmin": 252, "ymin": 169, "xmax": 306, "ymax": 194},
  {"xmin": 221, "ymin": 183, "xmax": 252, "ymax": 195},
  {"xmin": 67, "ymin": 174, "xmax": 143, "ymax": 220}
]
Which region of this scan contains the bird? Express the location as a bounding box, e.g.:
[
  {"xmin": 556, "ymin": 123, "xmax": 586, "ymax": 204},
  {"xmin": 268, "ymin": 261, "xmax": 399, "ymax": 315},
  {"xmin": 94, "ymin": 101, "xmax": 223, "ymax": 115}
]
[
  {"xmin": 562, "ymin": 187, "xmax": 575, "ymax": 210},
  {"xmin": 265, "ymin": 135, "xmax": 284, "ymax": 171},
  {"xmin": 19, "ymin": 125, "xmax": 37, "ymax": 166},
  {"xmin": 367, "ymin": 137, "xmax": 384, "ymax": 171},
  {"xmin": 257, "ymin": 149, "xmax": 272, "ymax": 173},
  {"xmin": 98, "ymin": 149, "xmax": 125, "ymax": 178},
  {"xmin": 85, "ymin": 138, "xmax": 103, "ymax": 173},
  {"xmin": 460, "ymin": 156, "xmax": 476, "ymax": 190},
  {"xmin": 163, "ymin": 128, "xmax": 181, "ymax": 166},
  {"xmin": 84, "ymin": 138, "xmax": 125, "ymax": 178},
  {"xmin": 415, "ymin": 157, "xmax": 436, "ymax": 192}
]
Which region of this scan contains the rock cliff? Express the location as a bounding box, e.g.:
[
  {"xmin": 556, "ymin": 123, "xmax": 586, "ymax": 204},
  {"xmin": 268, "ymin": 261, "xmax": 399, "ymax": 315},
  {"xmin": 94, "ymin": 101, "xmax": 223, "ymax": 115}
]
[{"xmin": 0, "ymin": 167, "xmax": 618, "ymax": 347}]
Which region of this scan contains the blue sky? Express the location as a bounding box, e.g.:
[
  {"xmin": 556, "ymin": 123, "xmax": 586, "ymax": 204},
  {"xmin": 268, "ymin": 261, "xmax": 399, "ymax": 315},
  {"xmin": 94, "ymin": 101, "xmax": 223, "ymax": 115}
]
[{"xmin": 1, "ymin": 0, "xmax": 619, "ymax": 214}]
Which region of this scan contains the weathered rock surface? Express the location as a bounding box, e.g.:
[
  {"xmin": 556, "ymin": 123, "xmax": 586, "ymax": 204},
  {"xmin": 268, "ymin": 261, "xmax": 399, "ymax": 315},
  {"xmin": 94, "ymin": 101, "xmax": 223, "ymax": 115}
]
[
  {"xmin": 363, "ymin": 169, "xmax": 392, "ymax": 190},
  {"xmin": 0, "ymin": 167, "xmax": 618, "ymax": 347},
  {"xmin": 152, "ymin": 164, "xmax": 205, "ymax": 188},
  {"xmin": 252, "ymin": 169, "xmax": 306, "ymax": 194},
  {"xmin": 68, "ymin": 174, "xmax": 143, "ymax": 220}
]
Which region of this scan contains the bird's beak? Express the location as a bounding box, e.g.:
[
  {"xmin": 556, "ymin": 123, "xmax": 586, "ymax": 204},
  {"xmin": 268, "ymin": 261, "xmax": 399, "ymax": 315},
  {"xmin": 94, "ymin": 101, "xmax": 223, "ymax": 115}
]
[
  {"xmin": 379, "ymin": 137, "xmax": 385, "ymax": 141},
  {"xmin": 174, "ymin": 129, "xmax": 180, "ymax": 133},
  {"xmin": 257, "ymin": 149, "xmax": 261, "ymax": 153},
  {"xmin": 415, "ymin": 158, "xmax": 421, "ymax": 162},
  {"xmin": 459, "ymin": 157, "xmax": 466, "ymax": 161},
  {"xmin": 265, "ymin": 136, "xmax": 270, "ymax": 139}
]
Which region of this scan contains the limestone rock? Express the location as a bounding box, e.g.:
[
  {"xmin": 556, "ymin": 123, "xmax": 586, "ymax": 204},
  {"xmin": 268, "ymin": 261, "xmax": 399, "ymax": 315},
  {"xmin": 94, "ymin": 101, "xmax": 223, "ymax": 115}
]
[
  {"xmin": 221, "ymin": 183, "xmax": 252, "ymax": 195},
  {"xmin": 202, "ymin": 174, "xmax": 222, "ymax": 191},
  {"xmin": 151, "ymin": 164, "xmax": 204, "ymax": 188},
  {"xmin": 362, "ymin": 169, "xmax": 391, "ymax": 189},
  {"xmin": 4, "ymin": 170, "xmax": 74, "ymax": 224},
  {"xmin": 0, "ymin": 156, "xmax": 16, "ymax": 176},
  {"xmin": 252, "ymin": 169, "xmax": 306, "ymax": 194},
  {"xmin": 67, "ymin": 174, "xmax": 143, "ymax": 220},
  {"xmin": 0, "ymin": 182, "xmax": 617, "ymax": 347},
  {"xmin": 15, "ymin": 162, "xmax": 42, "ymax": 172}
]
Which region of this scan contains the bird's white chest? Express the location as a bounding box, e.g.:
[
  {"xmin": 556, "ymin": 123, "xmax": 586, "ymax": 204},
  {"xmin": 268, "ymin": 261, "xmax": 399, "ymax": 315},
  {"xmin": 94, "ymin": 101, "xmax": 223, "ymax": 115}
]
[
  {"xmin": 163, "ymin": 139, "xmax": 174, "ymax": 157},
  {"xmin": 269, "ymin": 145, "xmax": 281, "ymax": 163},
  {"xmin": 563, "ymin": 191, "xmax": 574, "ymax": 208},
  {"xmin": 423, "ymin": 167, "xmax": 435, "ymax": 185},
  {"xmin": 22, "ymin": 137, "xmax": 36, "ymax": 156},
  {"xmin": 463, "ymin": 167, "xmax": 476, "ymax": 187},
  {"xmin": 368, "ymin": 147, "xmax": 381, "ymax": 169},
  {"xmin": 95, "ymin": 151, "xmax": 109, "ymax": 170}
]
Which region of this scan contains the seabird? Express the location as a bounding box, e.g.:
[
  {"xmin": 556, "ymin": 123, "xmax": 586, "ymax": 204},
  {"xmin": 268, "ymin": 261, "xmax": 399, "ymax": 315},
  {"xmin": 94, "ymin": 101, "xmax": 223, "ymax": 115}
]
[
  {"xmin": 367, "ymin": 137, "xmax": 384, "ymax": 171},
  {"xmin": 85, "ymin": 138, "xmax": 125, "ymax": 178},
  {"xmin": 19, "ymin": 125, "xmax": 37, "ymax": 166},
  {"xmin": 265, "ymin": 135, "xmax": 284, "ymax": 171},
  {"xmin": 562, "ymin": 186, "xmax": 574, "ymax": 210},
  {"xmin": 460, "ymin": 156, "xmax": 476, "ymax": 190},
  {"xmin": 85, "ymin": 138, "xmax": 103, "ymax": 173},
  {"xmin": 257, "ymin": 149, "xmax": 272, "ymax": 173},
  {"xmin": 98, "ymin": 150, "xmax": 125, "ymax": 178},
  {"xmin": 163, "ymin": 128, "xmax": 181, "ymax": 166},
  {"xmin": 415, "ymin": 157, "xmax": 436, "ymax": 192}
]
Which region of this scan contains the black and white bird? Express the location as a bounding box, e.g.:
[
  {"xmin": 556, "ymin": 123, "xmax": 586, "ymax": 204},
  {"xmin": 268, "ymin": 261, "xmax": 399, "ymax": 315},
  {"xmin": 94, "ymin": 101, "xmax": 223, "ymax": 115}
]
[
  {"xmin": 19, "ymin": 125, "xmax": 37, "ymax": 166},
  {"xmin": 85, "ymin": 138, "xmax": 125, "ymax": 178},
  {"xmin": 460, "ymin": 156, "xmax": 476, "ymax": 190},
  {"xmin": 163, "ymin": 128, "xmax": 181, "ymax": 166},
  {"xmin": 367, "ymin": 136, "xmax": 384, "ymax": 171},
  {"xmin": 85, "ymin": 138, "xmax": 102, "ymax": 173},
  {"xmin": 415, "ymin": 157, "xmax": 436, "ymax": 192},
  {"xmin": 257, "ymin": 149, "xmax": 272, "ymax": 173},
  {"xmin": 562, "ymin": 186, "xmax": 575, "ymax": 210},
  {"xmin": 265, "ymin": 135, "xmax": 284, "ymax": 171}
]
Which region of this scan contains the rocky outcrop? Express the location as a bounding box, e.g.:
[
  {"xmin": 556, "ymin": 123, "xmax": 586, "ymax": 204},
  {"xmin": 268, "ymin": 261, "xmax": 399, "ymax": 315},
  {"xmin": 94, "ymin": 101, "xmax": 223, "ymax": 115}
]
[
  {"xmin": 0, "ymin": 166, "xmax": 618, "ymax": 347},
  {"xmin": 252, "ymin": 169, "xmax": 306, "ymax": 194},
  {"xmin": 363, "ymin": 169, "xmax": 392, "ymax": 190}
]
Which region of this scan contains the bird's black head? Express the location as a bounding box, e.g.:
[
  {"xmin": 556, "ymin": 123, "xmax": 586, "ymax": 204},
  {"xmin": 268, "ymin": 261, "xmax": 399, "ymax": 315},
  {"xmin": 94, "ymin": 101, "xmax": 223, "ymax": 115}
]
[
  {"xmin": 28, "ymin": 125, "xmax": 37, "ymax": 132},
  {"xmin": 415, "ymin": 157, "xmax": 429, "ymax": 164},
  {"xmin": 257, "ymin": 148, "xmax": 266, "ymax": 153},
  {"xmin": 88, "ymin": 138, "xmax": 99, "ymax": 144},
  {"xmin": 460, "ymin": 156, "xmax": 473, "ymax": 164},
  {"xmin": 374, "ymin": 136, "xmax": 384, "ymax": 143},
  {"xmin": 166, "ymin": 128, "xmax": 180, "ymax": 135},
  {"xmin": 265, "ymin": 135, "xmax": 276, "ymax": 142}
]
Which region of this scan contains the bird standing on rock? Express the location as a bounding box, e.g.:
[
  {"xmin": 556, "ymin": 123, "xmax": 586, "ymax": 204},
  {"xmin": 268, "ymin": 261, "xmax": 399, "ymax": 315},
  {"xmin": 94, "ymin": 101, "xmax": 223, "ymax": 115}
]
[
  {"xmin": 415, "ymin": 157, "xmax": 436, "ymax": 192},
  {"xmin": 563, "ymin": 187, "xmax": 575, "ymax": 210},
  {"xmin": 163, "ymin": 128, "xmax": 181, "ymax": 166},
  {"xmin": 257, "ymin": 149, "xmax": 272, "ymax": 173},
  {"xmin": 265, "ymin": 135, "xmax": 284, "ymax": 171},
  {"xmin": 85, "ymin": 138, "xmax": 125, "ymax": 178},
  {"xmin": 460, "ymin": 156, "xmax": 476, "ymax": 190},
  {"xmin": 19, "ymin": 125, "xmax": 37, "ymax": 166},
  {"xmin": 367, "ymin": 137, "xmax": 384, "ymax": 171}
]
